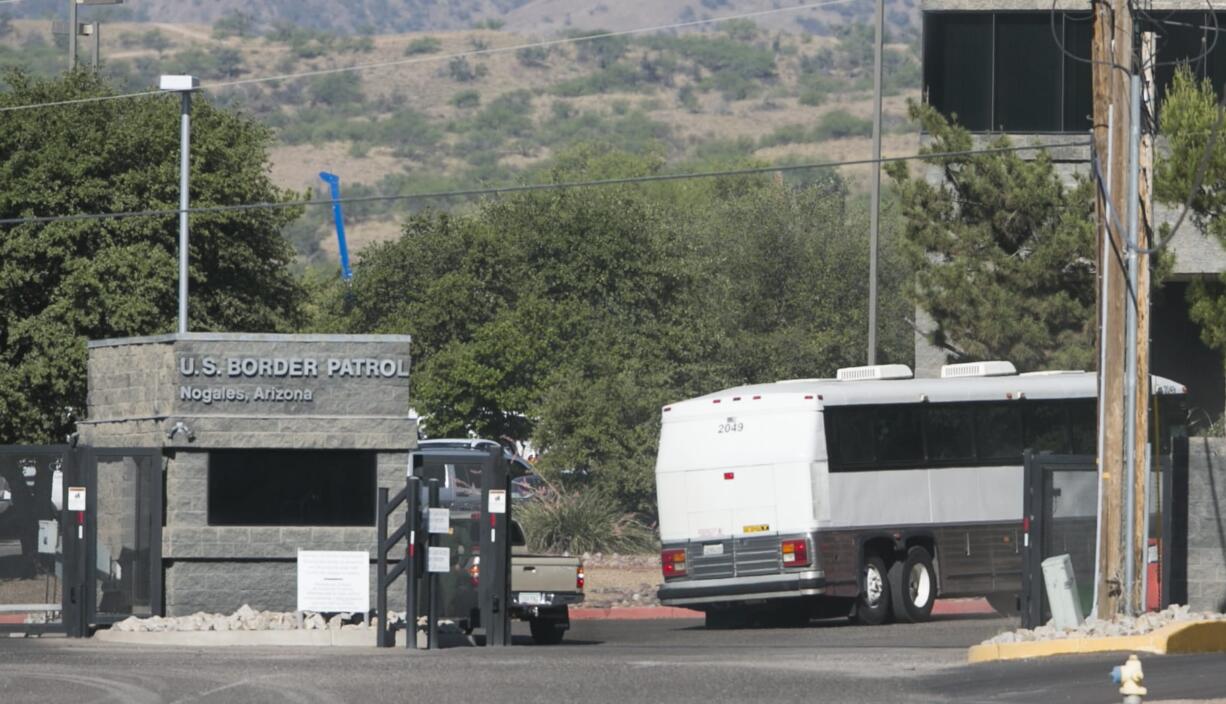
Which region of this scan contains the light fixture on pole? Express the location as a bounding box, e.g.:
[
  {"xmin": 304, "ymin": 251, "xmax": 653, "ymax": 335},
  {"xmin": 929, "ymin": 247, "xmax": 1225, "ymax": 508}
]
[
  {"xmin": 66, "ymin": 0, "xmax": 122, "ymax": 69},
  {"xmin": 160, "ymin": 74, "xmax": 200, "ymax": 335}
]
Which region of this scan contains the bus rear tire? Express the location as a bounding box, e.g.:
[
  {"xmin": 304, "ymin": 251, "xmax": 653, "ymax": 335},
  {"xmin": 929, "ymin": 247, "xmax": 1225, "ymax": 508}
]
[
  {"xmin": 889, "ymin": 546, "xmax": 936, "ymax": 623},
  {"xmin": 853, "ymin": 555, "xmax": 892, "ymax": 625}
]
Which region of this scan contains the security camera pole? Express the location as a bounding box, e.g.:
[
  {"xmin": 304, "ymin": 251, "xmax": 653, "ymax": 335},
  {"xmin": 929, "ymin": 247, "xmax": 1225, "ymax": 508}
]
[
  {"xmin": 160, "ymin": 75, "xmax": 200, "ymax": 334},
  {"xmin": 68, "ymin": 0, "xmax": 123, "ymax": 69}
]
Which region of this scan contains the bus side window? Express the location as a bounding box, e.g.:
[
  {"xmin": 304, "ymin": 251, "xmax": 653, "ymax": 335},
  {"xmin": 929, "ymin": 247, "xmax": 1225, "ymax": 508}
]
[
  {"xmin": 875, "ymin": 406, "xmax": 923, "ymax": 465},
  {"xmin": 510, "ymin": 521, "xmax": 527, "ymax": 547},
  {"xmin": 1024, "ymin": 403, "xmax": 1070, "ymax": 454},
  {"xmin": 976, "ymin": 403, "xmax": 1023, "ymax": 460},
  {"xmin": 1069, "ymin": 400, "xmax": 1097, "ymax": 454},
  {"xmin": 925, "ymin": 405, "xmax": 976, "ymax": 461},
  {"xmin": 830, "ymin": 408, "xmax": 875, "ymax": 466}
]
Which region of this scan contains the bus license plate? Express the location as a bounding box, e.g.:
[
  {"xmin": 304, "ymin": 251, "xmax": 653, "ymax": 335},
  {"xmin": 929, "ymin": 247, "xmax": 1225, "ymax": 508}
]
[
  {"xmin": 702, "ymin": 543, "xmax": 724, "ymax": 556},
  {"xmin": 519, "ymin": 592, "xmax": 545, "ymax": 605}
]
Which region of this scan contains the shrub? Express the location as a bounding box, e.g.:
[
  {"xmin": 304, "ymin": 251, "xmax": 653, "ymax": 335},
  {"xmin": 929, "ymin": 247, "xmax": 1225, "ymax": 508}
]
[
  {"xmin": 405, "ymin": 36, "xmax": 442, "ymax": 55},
  {"xmin": 759, "ymin": 123, "xmax": 812, "ymax": 149},
  {"xmin": 721, "ymin": 19, "xmax": 758, "ymax": 41},
  {"xmin": 309, "ymin": 72, "xmax": 364, "ymax": 107},
  {"xmin": 448, "ymin": 57, "xmax": 487, "ymax": 82},
  {"xmin": 678, "ymin": 84, "xmax": 700, "ymax": 112},
  {"xmin": 814, "ymin": 109, "xmax": 873, "ymax": 140},
  {"xmin": 450, "ymin": 89, "xmax": 481, "ymax": 108},
  {"xmin": 515, "ymin": 485, "xmax": 657, "ymax": 555},
  {"xmin": 516, "ymin": 46, "xmax": 550, "ymax": 68},
  {"xmin": 212, "ymin": 11, "xmax": 256, "ymax": 39},
  {"xmin": 568, "ymin": 30, "xmax": 628, "ymax": 68}
]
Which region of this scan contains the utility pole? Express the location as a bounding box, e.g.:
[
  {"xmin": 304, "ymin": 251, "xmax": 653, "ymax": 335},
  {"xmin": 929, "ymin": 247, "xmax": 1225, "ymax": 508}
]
[
  {"xmin": 1093, "ymin": 0, "xmax": 1132, "ymax": 619},
  {"xmin": 1133, "ymin": 32, "xmax": 1156, "ymax": 614},
  {"xmin": 866, "ymin": 0, "xmax": 884, "ymax": 365}
]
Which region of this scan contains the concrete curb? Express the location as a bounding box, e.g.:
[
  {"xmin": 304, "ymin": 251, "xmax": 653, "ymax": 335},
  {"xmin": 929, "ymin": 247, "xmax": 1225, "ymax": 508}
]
[
  {"xmin": 967, "ymin": 621, "xmax": 1226, "ymax": 663},
  {"xmin": 569, "ymin": 598, "xmax": 996, "ymax": 621},
  {"xmin": 91, "ymin": 628, "xmax": 458, "ymax": 648}
]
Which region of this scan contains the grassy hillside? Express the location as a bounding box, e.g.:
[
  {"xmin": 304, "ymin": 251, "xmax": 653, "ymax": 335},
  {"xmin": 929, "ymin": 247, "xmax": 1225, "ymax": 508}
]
[
  {"xmin": 0, "ymin": 0, "xmax": 919, "ymax": 37},
  {"xmin": 0, "ymin": 14, "xmax": 921, "ymax": 262}
]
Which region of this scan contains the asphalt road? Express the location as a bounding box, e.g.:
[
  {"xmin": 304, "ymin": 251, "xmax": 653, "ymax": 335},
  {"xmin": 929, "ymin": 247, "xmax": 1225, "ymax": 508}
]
[{"xmin": 1, "ymin": 615, "xmax": 1223, "ymax": 703}]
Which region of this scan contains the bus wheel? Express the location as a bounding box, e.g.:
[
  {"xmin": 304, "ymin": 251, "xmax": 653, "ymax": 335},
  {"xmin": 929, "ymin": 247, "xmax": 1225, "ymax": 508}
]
[
  {"xmin": 889, "ymin": 546, "xmax": 936, "ymax": 623},
  {"xmin": 853, "ymin": 555, "xmax": 892, "ymax": 625}
]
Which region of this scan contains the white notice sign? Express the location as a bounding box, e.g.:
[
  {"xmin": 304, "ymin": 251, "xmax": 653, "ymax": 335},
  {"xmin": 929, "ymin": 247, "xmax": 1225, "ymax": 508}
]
[
  {"xmin": 297, "ymin": 550, "xmax": 370, "ymax": 614},
  {"xmin": 427, "ymin": 546, "xmax": 450, "ymax": 573},
  {"xmin": 67, "ymin": 487, "xmax": 86, "ymax": 512},
  {"xmin": 487, "ymin": 489, "xmax": 507, "ymax": 514},
  {"xmin": 428, "ymin": 507, "xmax": 449, "ymax": 534}
]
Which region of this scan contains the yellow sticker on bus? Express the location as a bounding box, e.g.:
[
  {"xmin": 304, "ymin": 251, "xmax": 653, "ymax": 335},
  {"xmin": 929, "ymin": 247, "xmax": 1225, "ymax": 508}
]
[{"xmin": 742, "ymin": 524, "xmax": 770, "ymax": 534}]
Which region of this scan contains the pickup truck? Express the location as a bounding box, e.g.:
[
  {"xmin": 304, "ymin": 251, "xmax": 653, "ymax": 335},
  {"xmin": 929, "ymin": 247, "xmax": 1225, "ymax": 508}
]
[
  {"xmin": 457, "ymin": 519, "xmax": 584, "ymax": 644},
  {"xmin": 507, "ymin": 521, "xmax": 585, "ymax": 644}
]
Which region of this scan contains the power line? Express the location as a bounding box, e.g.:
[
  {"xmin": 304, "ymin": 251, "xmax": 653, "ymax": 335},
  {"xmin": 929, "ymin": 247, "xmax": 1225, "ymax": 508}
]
[
  {"xmin": 0, "ymin": 0, "xmax": 862, "ymax": 115},
  {"xmin": 0, "ymin": 141, "xmax": 1091, "ymax": 228}
]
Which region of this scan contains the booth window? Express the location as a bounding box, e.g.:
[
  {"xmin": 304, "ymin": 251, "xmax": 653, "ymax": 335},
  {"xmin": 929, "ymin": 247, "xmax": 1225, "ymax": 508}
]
[{"xmin": 208, "ymin": 450, "xmax": 376, "ymax": 526}]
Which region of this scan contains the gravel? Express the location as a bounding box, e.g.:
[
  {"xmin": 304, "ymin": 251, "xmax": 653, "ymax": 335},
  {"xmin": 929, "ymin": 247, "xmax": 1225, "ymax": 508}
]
[
  {"xmin": 111, "ymin": 605, "xmax": 399, "ymax": 633},
  {"xmin": 982, "ymin": 604, "xmax": 1226, "ymax": 644}
]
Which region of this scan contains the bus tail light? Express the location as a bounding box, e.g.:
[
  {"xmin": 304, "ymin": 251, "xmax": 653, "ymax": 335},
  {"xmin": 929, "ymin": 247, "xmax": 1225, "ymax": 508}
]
[
  {"xmin": 661, "ymin": 548, "xmax": 687, "ymax": 578},
  {"xmin": 577, "ymin": 565, "xmax": 585, "ymax": 590},
  {"xmin": 781, "ymin": 539, "xmax": 810, "ymax": 567}
]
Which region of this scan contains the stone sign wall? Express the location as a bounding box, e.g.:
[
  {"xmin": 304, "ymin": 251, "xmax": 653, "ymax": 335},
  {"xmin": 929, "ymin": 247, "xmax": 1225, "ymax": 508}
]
[{"xmin": 80, "ymin": 333, "xmax": 414, "ymax": 450}]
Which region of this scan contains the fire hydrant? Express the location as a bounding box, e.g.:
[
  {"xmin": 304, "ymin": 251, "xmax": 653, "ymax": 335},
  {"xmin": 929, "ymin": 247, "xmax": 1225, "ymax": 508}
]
[{"xmin": 1111, "ymin": 654, "xmax": 1147, "ymax": 704}]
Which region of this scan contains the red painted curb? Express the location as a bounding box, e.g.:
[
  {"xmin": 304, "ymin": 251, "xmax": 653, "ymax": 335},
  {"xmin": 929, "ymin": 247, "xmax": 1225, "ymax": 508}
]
[
  {"xmin": 571, "ymin": 598, "xmax": 996, "ymax": 621},
  {"xmin": 570, "ymin": 606, "xmax": 701, "ymax": 620},
  {"xmin": 932, "ymin": 598, "xmax": 996, "ymax": 616}
]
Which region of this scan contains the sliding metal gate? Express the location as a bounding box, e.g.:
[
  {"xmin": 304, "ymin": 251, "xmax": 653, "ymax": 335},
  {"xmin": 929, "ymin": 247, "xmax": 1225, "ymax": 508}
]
[
  {"xmin": 1021, "ymin": 440, "xmax": 1188, "ymax": 629},
  {"xmin": 0, "ymin": 445, "xmax": 161, "ymax": 636}
]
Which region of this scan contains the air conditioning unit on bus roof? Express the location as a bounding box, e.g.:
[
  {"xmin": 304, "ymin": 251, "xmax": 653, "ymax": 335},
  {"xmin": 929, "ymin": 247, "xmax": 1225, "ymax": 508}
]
[
  {"xmin": 940, "ymin": 361, "xmax": 1018, "ymax": 378},
  {"xmin": 835, "ymin": 364, "xmax": 913, "ymax": 381}
]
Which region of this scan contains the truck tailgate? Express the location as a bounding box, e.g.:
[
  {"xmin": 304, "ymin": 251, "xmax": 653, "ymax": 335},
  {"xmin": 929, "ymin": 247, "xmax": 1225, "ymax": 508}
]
[{"xmin": 512, "ymin": 555, "xmax": 579, "ymax": 593}]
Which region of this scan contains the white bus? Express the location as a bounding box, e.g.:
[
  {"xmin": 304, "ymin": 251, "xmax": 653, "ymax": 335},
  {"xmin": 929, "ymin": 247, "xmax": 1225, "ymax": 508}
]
[{"xmin": 654, "ymin": 362, "xmax": 1186, "ymax": 627}]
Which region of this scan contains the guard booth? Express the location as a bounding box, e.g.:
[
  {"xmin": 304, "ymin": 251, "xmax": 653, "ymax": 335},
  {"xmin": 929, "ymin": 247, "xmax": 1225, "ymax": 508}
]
[
  {"xmin": 5, "ymin": 332, "xmax": 417, "ymax": 636},
  {"xmin": 0, "ymin": 445, "xmax": 161, "ymax": 637},
  {"xmin": 376, "ymin": 440, "xmax": 520, "ymax": 648},
  {"xmin": 1021, "ymin": 438, "xmax": 1189, "ymax": 628}
]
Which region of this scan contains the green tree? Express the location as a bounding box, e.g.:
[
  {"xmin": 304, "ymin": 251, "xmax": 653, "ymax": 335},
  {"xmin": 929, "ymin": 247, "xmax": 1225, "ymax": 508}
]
[
  {"xmin": 886, "ymin": 102, "xmax": 1097, "ymax": 371},
  {"xmin": 314, "ymin": 145, "xmax": 912, "ymax": 514},
  {"xmin": 0, "ymin": 71, "xmax": 304, "ymax": 444},
  {"xmin": 1157, "ymin": 68, "xmax": 1226, "ymax": 354}
]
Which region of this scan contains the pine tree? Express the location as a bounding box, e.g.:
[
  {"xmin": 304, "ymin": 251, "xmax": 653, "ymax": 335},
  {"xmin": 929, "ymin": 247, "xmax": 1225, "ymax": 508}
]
[{"xmin": 886, "ymin": 102, "xmax": 1097, "ymax": 371}]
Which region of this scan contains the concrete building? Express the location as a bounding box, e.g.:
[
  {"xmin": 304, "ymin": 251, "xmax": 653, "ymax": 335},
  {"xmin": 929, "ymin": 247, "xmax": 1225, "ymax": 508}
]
[
  {"xmin": 917, "ymin": 0, "xmax": 1226, "ymax": 423},
  {"xmin": 78, "ymin": 333, "xmax": 415, "ymax": 616}
]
